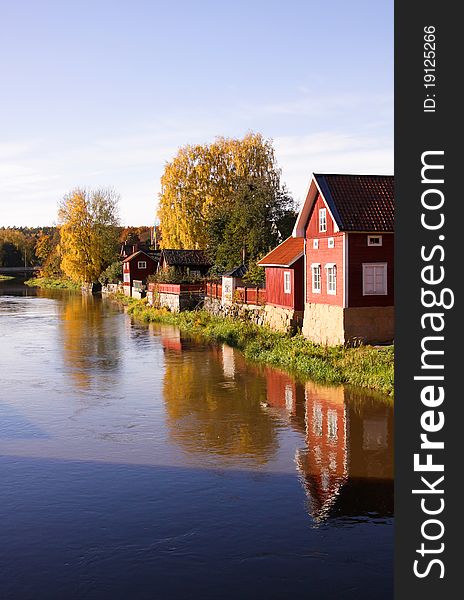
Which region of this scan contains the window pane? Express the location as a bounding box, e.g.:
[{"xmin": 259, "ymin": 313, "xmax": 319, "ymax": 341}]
[{"xmin": 363, "ymin": 264, "xmax": 386, "ymax": 294}]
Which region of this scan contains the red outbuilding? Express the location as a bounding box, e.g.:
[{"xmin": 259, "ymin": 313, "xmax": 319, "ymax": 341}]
[
  {"xmin": 257, "ymin": 237, "xmax": 305, "ymax": 331},
  {"xmin": 122, "ymin": 250, "xmax": 159, "ymax": 296},
  {"xmin": 293, "ymin": 173, "xmax": 394, "ymax": 345}
]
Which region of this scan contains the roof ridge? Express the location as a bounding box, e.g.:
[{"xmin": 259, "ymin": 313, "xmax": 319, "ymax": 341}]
[{"xmin": 314, "ymin": 172, "xmax": 394, "ymax": 177}]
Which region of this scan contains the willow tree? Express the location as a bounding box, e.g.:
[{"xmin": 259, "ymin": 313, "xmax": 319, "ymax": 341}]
[
  {"xmin": 58, "ymin": 188, "xmax": 120, "ymax": 283},
  {"xmin": 157, "ymin": 133, "xmax": 283, "ymax": 249}
]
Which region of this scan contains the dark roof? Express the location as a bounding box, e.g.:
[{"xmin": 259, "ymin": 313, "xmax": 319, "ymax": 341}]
[
  {"xmin": 223, "ymin": 264, "xmax": 248, "ymax": 278},
  {"xmin": 314, "ymin": 174, "xmax": 394, "ymax": 232},
  {"xmin": 120, "ymin": 241, "xmax": 158, "ymax": 258},
  {"xmin": 123, "ymin": 250, "xmax": 160, "ymax": 263},
  {"xmin": 161, "ymin": 249, "xmax": 211, "ymax": 267},
  {"xmin": 257, "ymin": 237, "xmax": 304, "ymax": 267}
]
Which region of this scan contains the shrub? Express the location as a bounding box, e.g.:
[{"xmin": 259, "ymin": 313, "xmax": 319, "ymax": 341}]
[
  {"xmin": 99, "ymin": 261, "xmax": 123, "ymax": 284},
  {"xmin": 148, "ymin": 267, "xmax": 206, "ymax": 284}
]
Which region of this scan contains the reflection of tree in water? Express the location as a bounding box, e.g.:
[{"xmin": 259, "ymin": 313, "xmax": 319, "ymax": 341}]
[
  {"xmin": 162, "ymin": 343, "xmax": 279, "ymax": 463},
  {"xmin": 59, "ymin": 293, "xmax": 121, "ymax": 389},
  {"xmin": 295, "ymin": 382, "xmax": 394, "ymax": 523}
]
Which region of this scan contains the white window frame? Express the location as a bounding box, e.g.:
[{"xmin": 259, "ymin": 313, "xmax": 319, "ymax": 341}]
[
  {"xmin": 328, "ymin": 237, "xmax": 335, "ymax": 249},
  {"xmin": 319, "ymin": 208, "xmax": 327, "ymax": 233},
  {"xmin": 367, "ymin": 235, "xmax": 383, "ymax": 247},
  {"xmin": 137, "ymin": 260, "xmax": 147, "ymax": 269},
  {"xmin": 327, "ymin": 409, "xmax": 338, "ymax": 441},
  {"xmin": 362, "ymin": 262, "xmax": 388, "ymax": 296},
  {"xmin": 325, "ymin": 263, "xmax": 337, "ymax": 295},
  {"xmin": 313, "ymin": 239, "xmax": 319, "ymax": 249},
  {"xmin": 284, "ymin": 384, "xmax": 293, "ymax": 410},
  {"xmin": 313, "ymin": 403, "xmax": 323, "ymax": 437},
  {"xmin": 311, "ymin": 263, "xmax": 321, "ymax": 294},
  {"xmin": 283, "ymin": 271, "xmax": 291, "ymax": 294}
]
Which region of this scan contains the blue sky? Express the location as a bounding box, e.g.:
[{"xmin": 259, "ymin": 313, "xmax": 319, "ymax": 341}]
[{"xmin": 0, "ymin": 0, "xmax": 393, "ymax": 226}]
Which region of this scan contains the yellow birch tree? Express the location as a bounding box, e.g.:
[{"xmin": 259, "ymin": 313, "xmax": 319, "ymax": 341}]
[{"xmin": 59, "ymin": 188, "xmax": 119, "ymax": 283}]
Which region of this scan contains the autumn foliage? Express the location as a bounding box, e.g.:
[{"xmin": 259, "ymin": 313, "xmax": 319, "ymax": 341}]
[
  {"xmin": 157, "ymin": 133, "xmax": 296, "ymax": 267},
  {"xmin": 58, "ymin": 188, "xmax": 120, "ymax": 283}
]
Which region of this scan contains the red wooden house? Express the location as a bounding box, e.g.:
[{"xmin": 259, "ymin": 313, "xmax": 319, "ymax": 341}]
[
  {"xmin": 257, "ymin": 237, "xmax": 305, "ymax": 331},
  {"xmin": 293, "ymin": 173, "xmax": 394, "ymax": 345},
  {"xmin": 122, "ymin": 250, "xmax": 159, "ymax": 296}
]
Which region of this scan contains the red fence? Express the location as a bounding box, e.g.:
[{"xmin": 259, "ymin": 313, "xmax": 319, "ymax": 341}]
[
  {"xmin": 151, "ymin": 281, "xmax": 266, "ymax": 306},
  {"xmin": 148, "ymin": 282, "xmax": 206, "ymax": 294},
  {"xmin": 233, "ymin": 286, "xmax": 266, "ymax": 305},
  {"xmin": 206, "ymin": 282, "xmax": 222, "ymax": 299},
  {"xmin": 205, "ymin": 282, "xmax": 266, "ymax": 305}
]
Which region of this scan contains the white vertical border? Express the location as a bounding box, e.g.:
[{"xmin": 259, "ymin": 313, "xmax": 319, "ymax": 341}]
[
  {"xmin": 343, "ymin": 233, "xmax": 349, "ymax": 308},
  {"xmin": 303, "ymin": 237, "xmax": 307, "ymax": 305}
]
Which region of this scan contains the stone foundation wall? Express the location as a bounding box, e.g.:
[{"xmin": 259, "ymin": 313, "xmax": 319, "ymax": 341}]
[
  {"xmin": 203, "ymin": 298, "xmax": 304, "ymax": 333},
  {"xmin": 152, "ymin": 291, "xmax": 204, "ymax": 313},
  {"xmin": 203, "ymin": 296, "xmax": 265, "ymax": 325},
  {"xmin": 344, "ymin": 306, "xmax": 394, "ymax": 344},
  {"xmin": 262, "ymin": 305, "xmax": 303, "ymax": 333},
  {"xmin": 132, "ymin": 288, "xmax": 145, "ymax": 300},
  {"xmin": 302, "ymin": 303, "xmax": 345, "ymax": 345},
  {"xmin": 302, "ymin": 303, "xmax": 395, "ymax": 345},
  {"xmin": 101, "ymin": 283, "xmax": 121, "ymax": 295},
  {"xmin": 81, "ymin": 282, "xmax": 102, "ymax": 295}
]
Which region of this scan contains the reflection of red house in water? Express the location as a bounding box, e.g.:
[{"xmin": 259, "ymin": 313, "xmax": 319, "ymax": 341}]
[
  {"xmin": 296, "ymin": 383, "xmax": 348, "ymax": 521},
  {"xmin": 261, "ymin": 372, "xmax": 393, "ymax": 522},
  {"xmin": 158, "ymin": 326, "xmax": 183, "ymax": 353},
  {"xmin": 263, "ymin": 368, "xmax": 306, "ymax": 427},
  {"xmin": 295, "ymin": 382, "xmax": 393, "ymax": 521},
  {"xmin": 262, "ymin": 372, "xmax": 350, "ymax": 521}
]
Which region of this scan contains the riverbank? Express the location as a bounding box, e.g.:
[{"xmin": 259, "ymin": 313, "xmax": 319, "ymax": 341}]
[
  {"xmin": 117, "ymin": 295, "xmax": 394, "ymax": 397},
  {"xmin": 25, "ymin": 276, "xmax": 80, "ymax": 290}
]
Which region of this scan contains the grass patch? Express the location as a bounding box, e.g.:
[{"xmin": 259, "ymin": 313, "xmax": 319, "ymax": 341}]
[
  {"xmin": 0, "ymin": 275, "xmax": 15, "ymax": 281},
  {"xmin": 115, "ymin": 295, "xmax": 394, "ymax": 397},
  {"xmin": 25, "ymin": 276, "xmax": 80, "ymax": 290}
]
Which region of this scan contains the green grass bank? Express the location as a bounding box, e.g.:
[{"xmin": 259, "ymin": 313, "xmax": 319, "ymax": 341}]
[
  {"xmin": 25, "ymin": 276, "xmax": 80, "ymax": 290},
  {"xmin": 117, "ymin": 295, "xmax": 394, "ymax": 397}
]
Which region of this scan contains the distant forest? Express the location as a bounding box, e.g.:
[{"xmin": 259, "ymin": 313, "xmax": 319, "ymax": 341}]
[
  {"xmin": 0, "ymin": 227, "xmax": 55, "ymax": 267},
  {"xmin": 0, "ymin": 226, "xmax": 154, "ymax": 268}
]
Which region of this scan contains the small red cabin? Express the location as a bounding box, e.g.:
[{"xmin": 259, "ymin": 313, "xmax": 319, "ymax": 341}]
[
  {"xmin": 122, "ymin": 250, "xmax": 158, "ymax": 296},
  {"xmin": 257, "ymin": 237, "xmax": 305, "ymax": 331},
  {"xmin": 293, "ymin": 173, "xmax": 394, "ymax": 345}
]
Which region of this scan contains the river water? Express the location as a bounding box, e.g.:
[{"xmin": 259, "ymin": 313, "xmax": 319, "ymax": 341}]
[{"xmin": 0, "ymin": 280, "xmax": 393, "ymax": 600}]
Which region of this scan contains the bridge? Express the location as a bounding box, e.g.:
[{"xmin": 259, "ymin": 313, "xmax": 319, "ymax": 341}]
[{"xmin": 0, "ymin": 266, "xmax": 41, "ymax": 275}]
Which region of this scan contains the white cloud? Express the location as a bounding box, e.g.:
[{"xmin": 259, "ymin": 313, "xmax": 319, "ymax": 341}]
[
  {"xmin": 274, "ymin": 131, "xmax": 393, "ymax": 204},
  {"xmin": 0, "ymin": 105, "xmax": 393, "ymax": 225}
]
